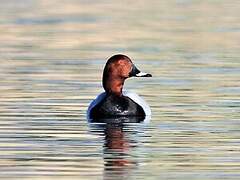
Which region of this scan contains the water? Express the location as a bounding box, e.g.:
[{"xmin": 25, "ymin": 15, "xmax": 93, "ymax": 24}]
[{"xmin": 0, "ymin": 0, "xmax": 240, "ymax": 179}]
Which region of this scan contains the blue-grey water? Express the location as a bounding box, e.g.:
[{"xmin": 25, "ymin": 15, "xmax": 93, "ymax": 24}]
[{"xmin": 0, "ymin": 0, "xmax": 240, "ymax": 179}]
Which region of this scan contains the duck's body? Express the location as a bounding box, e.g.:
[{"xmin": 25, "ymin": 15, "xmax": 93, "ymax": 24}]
[
  {"xmin": 87, "ymin": 54, "xmax": 152, "ymax": 122},
  {"xmin": 90, "ymin": 93, "xmax": 145, "ymax": 117},
  {"xmin": 88, "ymin": 91, "xmax": 151, "ymax": 120}
]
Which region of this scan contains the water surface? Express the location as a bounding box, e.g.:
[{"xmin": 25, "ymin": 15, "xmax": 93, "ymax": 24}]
[{"xmin": 0, "ymin": 0, "xmax": 240, "ymax": 179}]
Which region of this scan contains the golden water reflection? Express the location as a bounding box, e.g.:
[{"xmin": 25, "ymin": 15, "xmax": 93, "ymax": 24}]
[{"xmin": 0, "ymin": 0, "xmax": 240, "ymax": 179}]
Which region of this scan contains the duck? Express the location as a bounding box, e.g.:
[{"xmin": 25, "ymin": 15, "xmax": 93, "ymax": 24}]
[{"xmin": 87, "ymin": 54, "xmax": 152, "ymax": 122}]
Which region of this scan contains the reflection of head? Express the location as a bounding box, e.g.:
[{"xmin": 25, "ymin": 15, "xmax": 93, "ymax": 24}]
[
  {"xmin": 104, "ymin": 123, "xmax": 126, "ymax": 151},
  {"xmin": 103, "ymin": 122, "xmax": 136, "ymax": 179}
]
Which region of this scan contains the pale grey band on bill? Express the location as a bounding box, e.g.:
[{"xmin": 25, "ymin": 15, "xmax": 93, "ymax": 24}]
[{"xmin": 136, "ymin": 72, "xmax": 148, "ymax": 77}]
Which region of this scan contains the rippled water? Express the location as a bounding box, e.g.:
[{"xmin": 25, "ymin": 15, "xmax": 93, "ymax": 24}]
[{"xmin": 0, "ymin": 0, "xmax": 240, "ymax": 179}]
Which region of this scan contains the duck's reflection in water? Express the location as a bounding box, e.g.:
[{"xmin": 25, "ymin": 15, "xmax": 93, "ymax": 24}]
[{"xmin": 89, "ymin": 116, "xmax": 146, "ymax": 179}]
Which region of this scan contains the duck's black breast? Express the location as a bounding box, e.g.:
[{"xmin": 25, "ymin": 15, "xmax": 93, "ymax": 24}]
[{"xmin": 90, "ymin": 94, "xmax": 145, "ymax": 119}]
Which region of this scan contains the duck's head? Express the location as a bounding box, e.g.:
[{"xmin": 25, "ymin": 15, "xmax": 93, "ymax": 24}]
[{"xmin": 102, "ymin": 54, "xmax": 152, "ymax": 96}]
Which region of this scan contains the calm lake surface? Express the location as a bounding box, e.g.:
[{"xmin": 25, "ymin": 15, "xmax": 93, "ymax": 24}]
[{"xmin": 0, "ymin": 0, "xmax": 240, "ymax": 179}]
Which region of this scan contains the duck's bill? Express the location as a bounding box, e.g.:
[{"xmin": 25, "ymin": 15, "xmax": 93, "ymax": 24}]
[
  {"xmin": 129, "ymin": 64, "xmax": 152, "ymax": 77},
  {"xmin": 135, "ymin": 72, "xmax": 152, "ymax": 77}
]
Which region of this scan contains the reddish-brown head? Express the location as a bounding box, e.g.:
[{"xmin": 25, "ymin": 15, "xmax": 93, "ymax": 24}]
[{"xmin": 102, "ymin": 54, "xmax": 152, "ymax": 96}]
